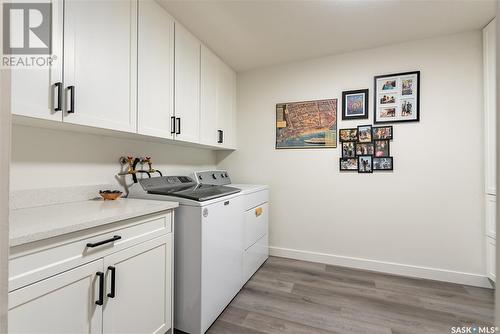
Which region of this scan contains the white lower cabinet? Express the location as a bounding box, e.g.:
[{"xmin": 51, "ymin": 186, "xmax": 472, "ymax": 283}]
[
  {"xmin": 103, "ymin": 235, "xmax": 172, "ymax": 334},
  {"xmin": 9, "ymin": 259, "xmax": 103, "ymax": 334},
  {"xmin": 8, "ymin": 211, "xmax": 173, "ymax": 334}
]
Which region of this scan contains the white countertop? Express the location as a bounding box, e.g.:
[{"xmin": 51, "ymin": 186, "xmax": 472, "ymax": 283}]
[{"xmin": 10, "ymin": 198, "xmax": 178, "ymax": 247}]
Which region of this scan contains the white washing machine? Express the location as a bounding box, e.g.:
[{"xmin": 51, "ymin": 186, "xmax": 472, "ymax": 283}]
[{"xmin": 128, "ymin": 170, "xmax": 268, "ymax": 334}]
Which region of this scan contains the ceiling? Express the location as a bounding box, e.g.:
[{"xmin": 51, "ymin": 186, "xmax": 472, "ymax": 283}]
[{"xmin": 158, "ymin": 0, "xmax": 496, "ymax": 72}]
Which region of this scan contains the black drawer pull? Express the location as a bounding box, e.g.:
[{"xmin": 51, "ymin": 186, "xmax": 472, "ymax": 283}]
[
  {"xmin": 217, "ymin": 130, "xmax": 223, "ymax": 144},
  {"xmin": 96, "ymin": 271, "xmax": 104, "ymax": 306},
  {"xmin": 107, "ymin": 266, "xmax": 116, "ymax": 298},
  {"xmin": 86, "ymin": 235, "xmax": 121, "ymax": 248}
]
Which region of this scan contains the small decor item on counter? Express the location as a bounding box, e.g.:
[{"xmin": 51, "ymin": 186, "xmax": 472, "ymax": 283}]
[
  {"xmin": 372, "ymin": 126, "xmax": 393, "ymax": 140},
  {"xmin": 357, "ymin": 125, "xmax": 372, "ymax": 143},
  {"xmin": 341, "ymin": 142, "xmax": 356, "ymax": 158},
  {"xmin": 339, "ymin": 158, "xmax": 358, "ymax": 171},
  {"xmin": 99, "ymin": 190, "xmax": 123, "ymax": 201},
  {"xmin": 374, "ymin": 140, "xmax": 390, "ymax": 157},
  {"xmin": 358, "ymin": 155, "xmax": 373, "ymax": 173},
  {"xmin": 276, "ymin": 99, "xmax": 337, "ymax": 149},
  {"xmin": 339, "ymin": 128, "xmax": 358, "ymax": 142},
  {"xmin": 342, "ymin": 89, "xmax": 369, "ymax": 120},
  {"xmin": 373, "ymin": 157, "xmax": 393, "ymax": 171},
  {"xmin": 374, "ymin": 71, "xmax": 420, "ymax": 123}
]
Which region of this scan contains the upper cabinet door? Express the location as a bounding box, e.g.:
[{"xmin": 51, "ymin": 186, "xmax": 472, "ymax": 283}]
[
  {"xmin": 137, "ymin": 0, "xmax": 174, "ymax": 139},
  {"xmin": 63, "ymin": 0, "xmax": 137, "ymax": 133},
  {"xmin": 216, "ymin": 61, "xmax": 237, "ymax": 149},
  {"xmin": 174, "ymin": 23, "xmax": 201, "ymax": 143},
  {"xmin": 200, "ymin": 46, "xmax": 219, "ymax": 146},
  {"xmin": 11, "ymin": 0, "xmax": 63, "ymax": 121},
  {"xmin": 484, "ymin": 19, "xmax": 496, "ymax": 195}
]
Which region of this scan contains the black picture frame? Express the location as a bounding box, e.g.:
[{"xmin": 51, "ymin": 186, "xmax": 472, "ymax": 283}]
[
  {"xmin": 357, "ymin": 125, "xmax": 372, "ymax": 143},
  {"xmin": 358, "ymin": 155, "xmax": 373, "ymax": 173},
  {"xmin": 339, "ymin": 158, "xmax": 358, "ymax": 171},
  {"xmin": 373, "ymin": 157, "xmax": 394, "ymax": 171},
  {"xmin": 342, "ymin": 89, "xmax": 369, "ymax": 120},
  {"xmin": 372, "ymin": 125, "xmax": 393, "ymax": 140},
  {"xmin": 374, "ymin": 140, "xmax": 390, "ymax": 157},
  {"xmin": 374, "ymin": 71, "xmax": 420, "ymax": 124},
  {"xmin": 341, "ymin": 142, "xmax": 356, "ymax": 158},
  {"xmin": 355, "ymin": 142, "xmax": 374, "ymax": 156},
  {"xmin": 339, "ymin": 128, "xmax": 358, "ymax": 142}
]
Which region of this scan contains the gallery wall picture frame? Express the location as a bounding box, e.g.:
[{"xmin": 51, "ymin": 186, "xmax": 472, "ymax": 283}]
[
  {"xmin": 342, "ymin": 89, "xmax": 369, "ymax": 120},
  {"xmin": 374, "ymin": 71, "xmax": 420, "ymax": 124},
  {"xmin": 340, "ymin": 158, "xmax": 358, "ymax": 171},
  {"xmin": 373, "ymin": 157, "xmax": 394, "ymax": 171},
  {"xmin": 357, "ymin": 125, "xmax": 372, "ymax": 143},
  {"xmin": 341, "ymin": 142, "xmax": 356, "ymax": 158},
  {"xmin": 374, "ymin": 140, "xmax": 390, "ymax": 157},
  {"xmin": 372, "ymin": 126, "xmax": 393, "ymax": 140},
  {"xmin": 275, "ymin": 99, "xmax": 338, "ymax": 149},
  {"xmin": 358, "ymin": 155, "xmax": 373, "ymax": 173},
  {"xmin": 339, "ymin": 128, "xmax": 358, "ymax": 142},
  {"xmin": 355, "ymin": 142, "xmax": 374, "ymax": 156}
]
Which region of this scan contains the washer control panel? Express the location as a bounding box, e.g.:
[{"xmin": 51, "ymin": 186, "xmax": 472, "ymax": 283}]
[{"xmin": 195, "ymin": 170, "xmax": 231, "ymax": 186}]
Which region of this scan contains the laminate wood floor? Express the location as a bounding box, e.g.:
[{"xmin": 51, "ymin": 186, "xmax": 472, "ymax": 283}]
[{"xmin": 206, "ymin": 256, "xmax": 494, "ymax": 334}]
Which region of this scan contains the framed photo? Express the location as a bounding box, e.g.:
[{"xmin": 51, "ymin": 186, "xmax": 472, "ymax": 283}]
[
  {"xmin": 339, "ymin": 128, "xmax": 357, "ymax": 142},
  {"xmin": 340, "ymin": 158, "xmax": 358, "ymax": 171},
  {"xmin": 276, "ymin": 99, "xmax": 337, "ymax": 149},
  {"xmin": 373, "ymin": 157, "xmax": 393, "ymax": 171},
  {"xmin": 372, "ymin": 126, "xmax": 393, "ymax": 140},
  {"xmin": 342, "ymin": 89, "xmax": 368, "ymax": 120},
  {"xmin": 357, "ymin": 125, "xmax": 372, "ymax": 143},
  {"xmin": 342, "ymin": 142, "xmax": 356, "ymax": 158},
  {"xmin": 358, "ymin": 155, "xmax": 373, "ymax": 173},
  {"xmin": 374, "ymin": 140, "xmax": 390, "ymax": 157},
  {"xmin": 355, "ymin": 142, "xmax": 374, "ymax": 156},
  {"xmin": 374, "ymin": 71, "xmax": 420, "ymax": 124}
]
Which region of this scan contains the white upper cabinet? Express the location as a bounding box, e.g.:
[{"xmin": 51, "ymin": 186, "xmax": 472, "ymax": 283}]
[
  {"xmin": 200, "ymin": 45, "xmax": 219, "ymax": 146},
  {"xmin": 11, "ymin": 0, "xmax": 63, "ymax": 121},
  {"xmin": 217, "ymin": 60, "xmax": 237, "ymax": 149},
  {"xmin": 174, "ymin": 23, "xmax": 201, "ymax": 143},
  {"xmin": 137, "ymin": 0, "xmax": 175, "ymax": 139},
  {"xmin": 200, "ymin": 46, "xmax": 237, "ymax": 149},
  {"xmin": 63, "ymin": 0, "xmax": 137, "ymax": 132},
  {"xmin": 484, "ymin": 19, "xmax": 496, "ymax": 195}
]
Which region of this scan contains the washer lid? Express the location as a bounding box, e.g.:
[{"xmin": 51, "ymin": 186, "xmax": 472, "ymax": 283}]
[{"xmin": 148, "ymin": 184, "xmax": 241, "ymax": 202}]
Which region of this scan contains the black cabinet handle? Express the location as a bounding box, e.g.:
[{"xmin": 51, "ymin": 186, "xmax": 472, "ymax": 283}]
[
  {"xmin": 67, "ymin": 86, "xmax": 75, "ymax": 114},
  {"xmin": 176, "ymin": 117, "xmax": 181, "ymax": 135},
  {"xmin": 171, "ymin": 116, "xmax": 176, "ymax": 134},
  {"xmin": 54, "ymin": 82, "xmax": 62, "ymax": 112},
  {"xmin": 217, "ymin": 130, "xmax": 223, "ymax": 144},
  {"xmin": 107, "ymin": 266, "xmax": 116, "ymax": 298},
  {"xmin": 96, "ymin": 271, "xmax": 104, "ymax": 305},
  {"xmin": 86, "ymin": 235, "xmax": 121, "ymax": 248}
]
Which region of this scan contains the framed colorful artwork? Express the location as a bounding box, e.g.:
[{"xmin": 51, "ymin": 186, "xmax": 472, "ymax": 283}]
[{"xmin": 342, "ymin": 89, "xmax": 369, "ymax": 120}]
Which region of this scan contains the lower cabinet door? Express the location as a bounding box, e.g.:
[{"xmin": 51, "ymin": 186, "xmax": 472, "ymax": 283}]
[
  {"xmin": 103, "ymin": 235, "xmax": 172, "ymax": 334},
  {"xmin": 8, "ymin": 259, "xmax": 104, "ymax": 334}
]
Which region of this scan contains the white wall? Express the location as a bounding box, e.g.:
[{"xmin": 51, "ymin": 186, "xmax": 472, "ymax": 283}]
[
  {"xmin": 218, "ymin": 31, "xmax": 487, "ymax": 286},
  {"xmin": 11, "ymin": 125, "xmax": 217, "ymax": 191}
]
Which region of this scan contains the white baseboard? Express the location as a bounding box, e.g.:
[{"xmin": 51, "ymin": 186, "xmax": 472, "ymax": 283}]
[{"xmin": 269, "ymin": 246, "xmax": 492, "ymax": 289}]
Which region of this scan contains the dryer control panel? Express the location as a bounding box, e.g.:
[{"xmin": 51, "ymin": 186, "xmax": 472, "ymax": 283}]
[{"xmin": 195, "ymin": 170, "xmax": 231, "ymax": 186}]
